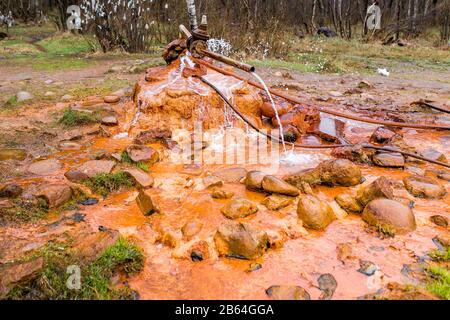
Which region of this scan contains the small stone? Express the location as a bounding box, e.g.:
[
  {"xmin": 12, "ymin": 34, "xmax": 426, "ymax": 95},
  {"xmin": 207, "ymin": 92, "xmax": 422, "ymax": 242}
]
[
  {"xmin": 79, "ymin": 198, "xmax": 99, "ymax": 206},
  {"xmin": 44, "ymin": 91, "xmax": 55, "ymax": 97},
  {"xmin": 44, "ymin": 79, "xmax": 54, "ymax": 85},
  {"xmin": 124, "ymin": 168, "xmax": 154, "ymax": 188},
  {"xmin": 101, "ymin": 116, "xmax": 118, "ymax": 126},
  {"xmin": 35, "ymin": 184, "xmax": 72, "ymax": 208},
  {"xmin": 181, "ymin": 221, "xmax": 203, "ymax": 240},
  {"xmin": 356, "ymin": 177, "xmax": 394, "ymax": 207},
  {"xmin": 370, "ymin": 127, "xmax": 400, "ymax": 144},
  {"xmin": 261, "ymin": 194, "xmax": 294, "ymax": 210},
  {"xmin": 246, "ymin": 263, "xmax": 262, "ymax": 273},
  {"xmin": 104, "ymin": 95, "xmax": 120, "ymax": 103},
  {"xmin": 190, "ymin": 251, "xmax": 203, "ymax": 262},
  {"xmin": 28, "ymin": 158, "xmax": 62, "ymax": 175},
  {"xmin": 358, "ymin": 260, "xmax": 378, "ymax": 276},
  {"xmin": 211, "ymin": 189, "xmax": 234, "ymax": 199},
  {"xmin": 362, "ymin": 199, "xmax": 416, "ymax": 234},
  {"xmin": 318, "ymin": 274, "xmax": 338, "ymax": 300},
  {"xmin": 430, "ymin": 215, "xmax": 448, "ymax": 228},
  {"xmin": 214, "ymin": 167, "xmax": 247, "ymax": 183},
  {"xmin": 297, "ymin": 194, "xmax": 335, "ymax": 230},
  {"xmin": 336, "ymin": 243, "xmax": 353, "ymax": 263},
  {"xmin": 435, "ymin": 234, "xmax": 450, "ymax": 247},
  {"xmin": 262, "ymin": 175, "xmax": 299, "ymax": 196},
  {"xmin": 16, "ymin": 91, "xmax": 33, "ymax": 102},
  {"xmin": 0, "ymin": 183, "xmax": 23, "ymax": 198},
  {"xmin": 266, "ymin": 286, "xmax": 311, "ymax": 300},
  {"xmin": 335, "ymin": 194, "xmax": 363, "ymax": 213},
  {"xmin": 372, "ymin": 152, "xmax": 405, "ymax": 168},
  {"xmin": 70, "ymin": 160, "xmax": 116, "ymax": 180},
  {"xmin": 126, "ymin": 145, "xmax": 159, "ymax": 164},
  {"xmin": 214, "ymin": 221, "xmax": 269, "ymax": 259},
  {"xmin": 244, "ymin": 171, "xmax": 266, "ymax": 190},
  {"xmin": 403, "ymin": 175, "xmax": 447, "ymax": 199},
  {"xmin": 136, "ymin": 189, "xmax": 159, "ymax": 216},
  {"xmin": 221, "ymin": 198, "xmax": 258, "ymax": 219},
  {"xmin": 203, "ymin": 175, "xmax": 223, "ymax": 189},
  {"xmin": 61, "ymin": 94, "xmax": 74, "ymax": 102}
]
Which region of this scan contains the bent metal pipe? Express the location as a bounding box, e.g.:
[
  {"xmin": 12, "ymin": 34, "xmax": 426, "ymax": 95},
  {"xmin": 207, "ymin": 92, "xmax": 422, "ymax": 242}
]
[
  {"xmin": 197, "ymin": 75, "xmax": 450, "ymax": 169},
  {"xmin": 194, "ymin": 58, "xmax": 450, "ymax": 131}
]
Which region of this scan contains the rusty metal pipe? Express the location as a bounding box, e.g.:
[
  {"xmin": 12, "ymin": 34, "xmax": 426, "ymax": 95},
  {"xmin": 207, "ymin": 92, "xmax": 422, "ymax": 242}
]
[
  {"xmin": 198, "ymin": 75, "xmax": 450, "ymax": 169},
  {"xmin": 199, "ymin": 49, "xmax": 256, "ymax": 73},
  {"xmin": 195, "ymin": 58, "xmax": 450, "ymax": 131}
]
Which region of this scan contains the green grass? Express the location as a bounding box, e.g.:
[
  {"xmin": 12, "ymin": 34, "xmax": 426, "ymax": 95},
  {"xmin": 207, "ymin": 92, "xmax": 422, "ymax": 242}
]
[
  {"xmin": 426, "ymin": 266, "xmax": 450, "ymax": 300},
  {"xmin": 7, "ymin": 238, "xmax": 145, "ymax": 300},
  {"xmin": 37, "ymin": 34, "xmax": 95, "ymax": 55},
  {"xmin": 429, "ymin": 247, "xmax": 450, "ymax": 262},
  {"xmin": 83, "ymin": 172, "xmax": 135, "ymax": 197},
  {"xmin": 136, "ymin": 162, "xmax": 149, "ymax": 172},
  {"xmin": 59, "ymin": 108, "xmax": 99, "ymax": 126},
  {"xmin": 121, "ymin": 151, "xmax": 150, "ymax": 172},
  {"xmin": 0, "ymin": 199, "xmax": 49, "ymax": 225}
]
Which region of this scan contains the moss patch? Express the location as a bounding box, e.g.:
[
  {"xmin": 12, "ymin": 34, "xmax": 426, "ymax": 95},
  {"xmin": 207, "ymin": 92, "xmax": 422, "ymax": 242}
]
[
  {"xmin": 83, "ymin": 172, "xmax": 135, "ymax": 197},
  {"xmin": 0, "ymin": 199, "xmax": 49, "ymax": 226},
  {"xmin": 7, "ymin": 238, "xmax": 144, "ymax": 300},
  {"xmin": 59, "ymin": 108, "xmax": 99, "ymax": 127},
  {"xmin": 426, "ymin": 266, "xmax": 450, "ymax": 300}
]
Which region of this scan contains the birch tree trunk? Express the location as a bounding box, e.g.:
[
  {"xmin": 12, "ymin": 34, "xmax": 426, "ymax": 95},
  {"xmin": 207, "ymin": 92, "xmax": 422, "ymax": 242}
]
[{"xmin": 186, "ymin": 0, "xmax": 198, "ymax": 31}]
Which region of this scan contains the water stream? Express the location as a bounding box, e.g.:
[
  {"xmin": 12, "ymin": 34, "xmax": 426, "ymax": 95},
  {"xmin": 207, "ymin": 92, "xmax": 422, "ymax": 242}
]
[{"xmin": 251, "ymin": 71, "xmax": 287, "ymax": 152}]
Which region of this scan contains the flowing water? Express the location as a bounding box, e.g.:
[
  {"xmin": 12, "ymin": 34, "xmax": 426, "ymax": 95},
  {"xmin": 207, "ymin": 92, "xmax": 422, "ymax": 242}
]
[{"xmin": 251, "ymin": 71, "xmax": 287, "ymax": 152}]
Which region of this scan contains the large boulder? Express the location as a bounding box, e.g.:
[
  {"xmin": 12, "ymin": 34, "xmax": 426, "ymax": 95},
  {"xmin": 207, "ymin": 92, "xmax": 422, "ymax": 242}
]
[
  {"xmin": 35, "ymin": 184, "xmax": 72, "ymax": 208},
  {"xmin": 297, "ymin": 194, "xmax": 335, "ymax": 230},
  {"xmin": 221, "ymin": 198, "xmax": 258, "ymax": 219},
  {"xmin": 362, "ymin": 199, "xmax": 416, "ymax": 234},
  {"xmin": 126, "ymin": 145, "xmax": 159, "ymax": 164},
  {"xmin": 403, "ymin": 175, "xmax": 447, "ymax": 199},
  {"xmin": 356, "ymin": 177, "xmax": 394, "ymax": 208},
  {"xmin": 214, "ymin": 221, "xmax": 269, "ymax": 259},
  {"xmin": 262, "ymin": 175, "xmax": 300, "ymax": 196},
  {"xmin": 266, "ymin": 285, "xmax": 311, "ymax": 300},
  {"xmin": 244, "ymin": 171, "xmax": 266, "ymax": 190}
]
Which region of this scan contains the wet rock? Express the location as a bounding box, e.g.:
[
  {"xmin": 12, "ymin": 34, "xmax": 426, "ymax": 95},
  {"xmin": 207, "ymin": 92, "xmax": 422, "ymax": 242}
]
[
  {"xmin": 66, "ymin": 160, "xmax": 116, "ymax": 181},
  {"xmin": 357, "ymin": 260, "xmax": 379, "ymax": 276},
  {"xmin": 104, "ymin": 95, "xmax": 120, "ymax": 104},
  {"xmin": 221, "ymin": 198, "xmax": 258, "ymax": 219},
  {"xmin": 262, "ymin": 175, "xmax": 300, "ymax": 196},
  {"xmin": 0, "ymin": 257, "xmax": 44, "ymax": 298},
  {"xmin": 246, "ymin": 262, "xmax": 262, "ymax": 273},
  {"xmin": 335, "ymin": 194, "xmax": 363, "ymax": 213},
  {"xmin": 211, "ymin": 189, "xmax": 234, "ymax": 199},
  {"xmin": 437, "ymin": 171, "xmax": 450, "ymax": 182},
  {"xmin": 362, "ymin": 199, "xmax": 416, "ymax": 234},
  {"xmin": 297, "ymin": 194, "xmax": 335, "ymax": 230},
  {"xmin": 282, "ymin": 124, "xmax": 300, "ymax": 143},
  {"xmin": 126, "ymin": 145, "xmax": 159, "ymax": 164},
  {"xmin": 73, "ymin": 230, "xmax": 120, "ymax": 264},
  {"xmin": 356, "ymin": 177, "xmax": 394, "ymax": 207},
  {"xmin": 331, "ymin": 144, "xmax": 375, "ymax": 165},
  {"xmin": 262, "ymin": 194, "xmax": 294, "ymax": 211},
  {"xmin": 403, "ymin": 175, "xmax": 446, "ymax": 199},
  {"xmin": 181, "ymin": 221, "xmax": 203, "ymax": 240},
  {"xmin": 28, "ymin": 158, "xmax": 62, "ymax": 175},
  {"xmin": 16, "ymin": 91, "xmax": 33, "ymax": 103},
  {"xmin": 421, "ymin": 148, "xmax": 447, "ymax": 163},
  {"xmin": 336, "ymin": 243, "xmax": 354, "ymax": 263},
  {"xmin": 318, "ymin": 159, "xmax": 363, "ymax": 187},
  {"xmin": 214, "ymin": 167, "xmax": 247, "ymax": 183},
  {"xmin": 190, "ymin": 250, "xmax": 203, "ymax": 262},
  {"xmin": 136, "ymin": 189, "xmax": 159, "ymax": 216},
  {"xmin": 133, "ymin": 129, "xmax": 172, "ymax": 145},
  {"xmin": 35, "ymin": 184, "xmax": 72, "ymax": 208},
  {"xmin": 430, "ymin": 215, "xmax": 448, "ymax": 228},
  {"xmin": 0, "ymin": 183, "xmax": 23, "ymax": 198},
  {"xmin": 266, "ymin": 285, "xmax": 311, "ymax": 300},
  {"xmin": 244, "ymin": 171, "xmax": 266, "ymax": 191},
  {"xmin": 358, "ymin": 80, "xmax": 374, "ymax": 89},
  {"xmin": 372, "ymin": 152, "xmax": 405, "ymax": 168},
  {"xmin": 203, "ymin": 175, "xmax": 223, "ymax": 189},
  {"xmin": 284, "ymin": 168, "xmax": 321, "ymax": 188},
  {"xmin": 435, "ymin": 234, "xmax": 450, "ymax": 247},
  {"xmin": 318, "ymin": 273, "xmax": 337, "ymax": 300},
  {"xmin": 79, "ymin": 198, "xmax": 99, "ymax": 206},
  {"xmin": 124, "ymin": 168, "xmax": 154, "ymax": 188},
  {"xmin": 308, "ymin": 118, "xmax": 345, "ymax": 142},
  {"xmin": 0, "ymin": 148, "xmax": 27, "ymax": 161},
  {"xmin": 370, "ymin": 127, "xmax": 400, "ymax": 144},
  {"xmin": 189, "ymin": 240, "xmax": 210, "ymax": 261},
  {"xmin": 101, "ymin": 116, "xmax": 118, "ymax": 126},
  {"xmin": 214, "ymin": 221, "xmax": 269, "ymax": 259}
]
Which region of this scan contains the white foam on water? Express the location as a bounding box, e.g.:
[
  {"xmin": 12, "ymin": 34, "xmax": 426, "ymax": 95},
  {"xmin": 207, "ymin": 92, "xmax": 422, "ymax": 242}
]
[{"xmin": 113, "ymin": 132, "xmax": 129, "ymax": 139}]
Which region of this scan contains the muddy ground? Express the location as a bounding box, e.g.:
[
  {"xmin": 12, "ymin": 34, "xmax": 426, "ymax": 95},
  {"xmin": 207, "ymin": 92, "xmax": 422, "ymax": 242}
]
[{"xmin": 0, "ymin": 47, "xmax": 449, "ymax": 300}]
